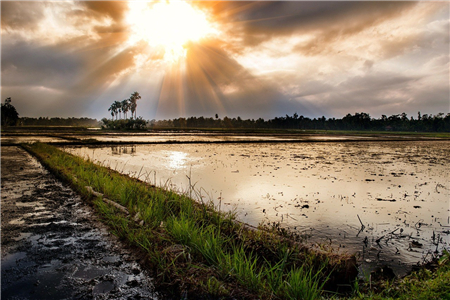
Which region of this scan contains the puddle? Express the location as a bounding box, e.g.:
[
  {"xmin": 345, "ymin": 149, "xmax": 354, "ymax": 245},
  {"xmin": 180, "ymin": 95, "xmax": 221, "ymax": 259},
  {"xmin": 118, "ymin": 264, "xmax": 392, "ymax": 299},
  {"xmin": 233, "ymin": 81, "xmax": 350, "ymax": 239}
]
[
  {"xmin": 12, "ymin": 232, "xmax": 33, "ymax": 241},
  {"xmin": 65, "ymin": 140, "xmax": 450, "ymax": 275},
  {"xmin": 16, "ymin": 201, "xmax": 44, "ymax": 207},
  {"xmin": 24, "ymin": 213, "xmax": 54, "ymax": 219},
  {"xmin": 103, "ymin": 255, "xmax": 121, "ymax": 263},
  {"xmin": 73, "ymin": 265, "xmax": 108, "ymax": 280},
  {"xmin": 2, "ymin": 251, "xmax": 27, "ymax": 269},
  {"xmin": 9, "ymin": 218, "xmax": 25, "ymax": 225},
  {"xmin": 93, "ymin": 280, "xmax": 115, "ymax": 294}
]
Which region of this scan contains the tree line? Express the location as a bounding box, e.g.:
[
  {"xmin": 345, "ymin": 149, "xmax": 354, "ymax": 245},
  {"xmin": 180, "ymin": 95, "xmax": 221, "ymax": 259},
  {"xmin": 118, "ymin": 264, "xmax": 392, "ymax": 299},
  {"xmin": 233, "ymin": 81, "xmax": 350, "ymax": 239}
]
[
  {"xmin": 20, "ymin": 117, "xmax": 99, "ymax": 127},
  {"xmin": 2, "ymin": 95, "xmax": 449, "ymax": 132},
  {"xmin": 150, "ymin": 112, "xmax": 450, "ymax": 132},
  {"xmin": 1, "ymin": 97, "xmax": 100, "ymax": 127}
]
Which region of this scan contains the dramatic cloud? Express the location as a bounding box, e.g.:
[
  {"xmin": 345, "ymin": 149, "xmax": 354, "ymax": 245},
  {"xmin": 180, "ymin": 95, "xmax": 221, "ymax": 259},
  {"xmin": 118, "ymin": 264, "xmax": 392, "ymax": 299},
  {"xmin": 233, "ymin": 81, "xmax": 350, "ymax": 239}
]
[
  {"xmin": 1, "ymin": 1, "xmax": 448, "ymax": 120},
  {"xmin": 1, "ymin": 1, "xmax": 46, "ymax": 31}
]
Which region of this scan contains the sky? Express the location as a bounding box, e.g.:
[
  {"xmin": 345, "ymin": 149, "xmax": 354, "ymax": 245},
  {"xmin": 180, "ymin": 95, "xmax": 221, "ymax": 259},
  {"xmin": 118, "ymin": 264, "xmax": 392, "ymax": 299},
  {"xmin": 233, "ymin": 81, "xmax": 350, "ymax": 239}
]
[{"xmin": 1, "ymin": 1, "xmax": 449, "ymax": 121}]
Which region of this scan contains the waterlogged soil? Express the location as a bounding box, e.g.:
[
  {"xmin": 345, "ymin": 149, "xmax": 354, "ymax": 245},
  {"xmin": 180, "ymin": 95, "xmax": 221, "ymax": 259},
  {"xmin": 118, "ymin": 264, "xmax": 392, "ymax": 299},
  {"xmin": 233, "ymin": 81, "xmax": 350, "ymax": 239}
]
[
  {"xmin": 1, "ymin": 135, "xmax": 67, "ymax": 144},
  {"xmin": 2, "ymin": 131, "xmax": 426, "ymax": 145},
  {"xmin": 65, "ymin": 133, "xmax": 380, "ymax": 143},
  {"xmin": 1, "ymin": 146, "xmax": 158, "ymax": 299},
  {"xmin": 65, "ymin": 140, "xmax": 450, "ymax": 277}
]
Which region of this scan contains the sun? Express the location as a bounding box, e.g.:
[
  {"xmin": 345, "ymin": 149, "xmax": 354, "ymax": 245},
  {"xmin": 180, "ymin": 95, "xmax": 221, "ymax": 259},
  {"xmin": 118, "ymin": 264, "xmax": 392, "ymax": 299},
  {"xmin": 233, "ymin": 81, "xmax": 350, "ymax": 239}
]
[{"xmin": 126, "ymin": 1, "xmax": 217, "ymax": 63}]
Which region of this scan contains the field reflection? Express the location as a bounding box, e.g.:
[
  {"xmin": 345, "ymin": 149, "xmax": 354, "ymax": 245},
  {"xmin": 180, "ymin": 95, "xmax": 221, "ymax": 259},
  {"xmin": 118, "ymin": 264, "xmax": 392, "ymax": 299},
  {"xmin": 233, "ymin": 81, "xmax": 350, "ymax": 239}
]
[{"xmin": 65, "ymin": 140, "xmax": 450, "ymax": 276}]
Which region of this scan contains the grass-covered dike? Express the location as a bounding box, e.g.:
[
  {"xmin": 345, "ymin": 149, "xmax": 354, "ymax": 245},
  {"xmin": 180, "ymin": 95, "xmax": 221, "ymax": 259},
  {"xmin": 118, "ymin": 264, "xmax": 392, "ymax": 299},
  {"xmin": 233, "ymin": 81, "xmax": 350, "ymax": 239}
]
[{"xmin": 23, "ymin": 143, "xmax": 450, "ymax": 299}]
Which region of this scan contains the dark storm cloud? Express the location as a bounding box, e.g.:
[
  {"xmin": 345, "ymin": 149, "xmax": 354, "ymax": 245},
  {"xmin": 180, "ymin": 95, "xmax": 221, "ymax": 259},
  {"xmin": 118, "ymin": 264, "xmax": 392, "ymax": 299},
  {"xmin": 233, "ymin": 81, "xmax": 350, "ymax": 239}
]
[
  {"xmin": 1, "ymin": 39, "xmax": 91, "ymax": 117},
  {"xmin": 2, "ymin": 40, "xmax": 82, "ymax": 89},
  {"xmin": 2, "ymin": 34, "xmax": 140, "ymax": 91}
]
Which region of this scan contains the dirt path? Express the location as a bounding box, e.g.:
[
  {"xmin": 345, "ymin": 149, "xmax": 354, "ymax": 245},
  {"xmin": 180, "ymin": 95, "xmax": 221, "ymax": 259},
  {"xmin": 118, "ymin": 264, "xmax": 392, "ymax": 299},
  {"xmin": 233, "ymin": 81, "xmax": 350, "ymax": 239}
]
[{"xmin": 1, "ymin": 146, "xmax": 159, "ymax": 299}]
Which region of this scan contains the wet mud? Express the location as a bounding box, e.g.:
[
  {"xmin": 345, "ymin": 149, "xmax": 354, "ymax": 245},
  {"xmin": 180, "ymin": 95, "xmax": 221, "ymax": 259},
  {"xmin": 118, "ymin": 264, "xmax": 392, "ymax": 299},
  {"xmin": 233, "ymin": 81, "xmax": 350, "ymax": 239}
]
[{"xmin": 1, "ymin": 146, "xmax": 158, "ymax": 299}]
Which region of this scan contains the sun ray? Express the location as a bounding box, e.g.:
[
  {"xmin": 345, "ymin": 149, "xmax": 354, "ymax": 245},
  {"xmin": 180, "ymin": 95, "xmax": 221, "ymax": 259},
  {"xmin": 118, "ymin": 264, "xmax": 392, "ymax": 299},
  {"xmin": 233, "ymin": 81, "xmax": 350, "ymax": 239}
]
[{"xmin": 156, "ymin": 61, "xmax": 186, "ymax": 117}]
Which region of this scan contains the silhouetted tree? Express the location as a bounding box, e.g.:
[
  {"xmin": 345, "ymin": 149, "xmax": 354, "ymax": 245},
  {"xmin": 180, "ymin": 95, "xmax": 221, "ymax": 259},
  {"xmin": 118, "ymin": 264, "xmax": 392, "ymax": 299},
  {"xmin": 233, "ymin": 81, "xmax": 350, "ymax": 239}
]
[
  {"xmin": 121, "ymin": 99, "xmax": 130, "ymax": 119},
  {"xmin": 130, "ymin": 92, "xmax": 141, "ymax": 119},
  {"xmin": 108, "ymin": 104, "xmax": 115, "ymax": 120},
  {"xmin": 1, "ymin": 97, "xmax": 19, "ymax": 126}
]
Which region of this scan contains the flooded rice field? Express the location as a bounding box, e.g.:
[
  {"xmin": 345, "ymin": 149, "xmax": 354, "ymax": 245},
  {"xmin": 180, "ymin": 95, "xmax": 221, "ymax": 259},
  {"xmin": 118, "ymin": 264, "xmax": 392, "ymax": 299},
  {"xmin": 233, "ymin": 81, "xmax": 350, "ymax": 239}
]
[
  {"xmin": 1, "ymin": 135, "xmax": 67, "ymax": 144},
  {"xmin": 67, "ymin": 132, "xmax": 383, "ymax": 143},
  {"xmin": 2, "ymin": 132, "xmax": 381, "ymax": 144},
  {"xmin": 65, "ymin": 140, "xmax": 450, "ymax": 276},
  {"xmin": 68, "ymin": 133, "xmax": 297, "ymax": 143},
  {"xmin": 3, "ymin": 131, "xmax": 440, "ymax": 147}
]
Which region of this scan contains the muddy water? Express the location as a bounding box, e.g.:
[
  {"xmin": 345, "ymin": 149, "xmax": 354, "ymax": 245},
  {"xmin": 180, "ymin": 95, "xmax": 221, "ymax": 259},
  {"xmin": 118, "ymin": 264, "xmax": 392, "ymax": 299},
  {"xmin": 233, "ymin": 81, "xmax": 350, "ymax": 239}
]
[{"xmin": 65, "ymin": 141, "xmax": 450, "ymax": 276}]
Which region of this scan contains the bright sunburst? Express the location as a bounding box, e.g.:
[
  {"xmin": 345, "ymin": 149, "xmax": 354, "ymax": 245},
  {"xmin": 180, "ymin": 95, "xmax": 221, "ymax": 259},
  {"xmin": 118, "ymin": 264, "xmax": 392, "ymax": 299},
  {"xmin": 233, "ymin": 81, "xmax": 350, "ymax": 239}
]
[{"xmin": 126, "ymin": 1, "xmax": 217, "ymax": 63}]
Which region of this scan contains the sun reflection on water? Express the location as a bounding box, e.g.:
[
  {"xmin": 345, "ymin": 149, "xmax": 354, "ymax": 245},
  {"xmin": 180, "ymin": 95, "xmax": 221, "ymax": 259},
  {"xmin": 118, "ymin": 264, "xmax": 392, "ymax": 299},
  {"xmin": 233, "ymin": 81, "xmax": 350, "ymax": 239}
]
[{"xmin": 167, "ymin": 151, "xmax": 188, "ymax": 169}]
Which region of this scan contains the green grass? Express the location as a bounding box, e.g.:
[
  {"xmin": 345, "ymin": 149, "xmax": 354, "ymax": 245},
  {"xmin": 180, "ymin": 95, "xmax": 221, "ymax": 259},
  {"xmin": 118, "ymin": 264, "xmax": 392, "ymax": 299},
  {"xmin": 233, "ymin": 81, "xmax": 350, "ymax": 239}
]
[
  {"xmin": 346, "ymin": 250, "xmax": 450, "ymax": 300},
  {"xmin": 24, "ymin": 142, "xmax": 350, "ymax": 299}
]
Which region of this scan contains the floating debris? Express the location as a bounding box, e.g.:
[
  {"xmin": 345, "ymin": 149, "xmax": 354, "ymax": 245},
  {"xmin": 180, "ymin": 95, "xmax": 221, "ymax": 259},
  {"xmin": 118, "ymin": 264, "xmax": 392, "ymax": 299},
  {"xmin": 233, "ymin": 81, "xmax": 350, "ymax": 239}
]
[
  {"xmin": 410, "ymin": 240, "xmax": 423, "ymax": 248},
  {"xmin": 376, "ymin": 198, "xmax": 396, "ymax": 202}
]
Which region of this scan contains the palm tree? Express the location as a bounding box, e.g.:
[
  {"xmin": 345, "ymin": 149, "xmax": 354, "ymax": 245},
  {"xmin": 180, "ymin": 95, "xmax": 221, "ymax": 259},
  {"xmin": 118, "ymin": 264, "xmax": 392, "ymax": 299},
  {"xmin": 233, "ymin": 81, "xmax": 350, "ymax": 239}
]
[
  {"xmin": 108, "ymin": 104, "xmax": 115, "ymax": 120},
  {"xmin": 129, "ymin": 92, "xmax": 141, "ymax": 119},
  {"xmin": 111, "ymin": 100, "xmax": 122, "ymax": 119},
  {"xmin": 113, "ymin": 101, "xmax": 121, "ymax": 120},
  {"xmin": 121, "ymin": 99, "xmax": 130, "ymax": 119}
]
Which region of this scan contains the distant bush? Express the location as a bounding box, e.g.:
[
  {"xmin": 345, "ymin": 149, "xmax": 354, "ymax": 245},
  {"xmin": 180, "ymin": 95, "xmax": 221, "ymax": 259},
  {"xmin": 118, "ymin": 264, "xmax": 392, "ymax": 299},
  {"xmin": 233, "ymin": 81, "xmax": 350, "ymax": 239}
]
[{"xmin": 101, "ymin": 117, "xmax": 147, "ymax": 130}]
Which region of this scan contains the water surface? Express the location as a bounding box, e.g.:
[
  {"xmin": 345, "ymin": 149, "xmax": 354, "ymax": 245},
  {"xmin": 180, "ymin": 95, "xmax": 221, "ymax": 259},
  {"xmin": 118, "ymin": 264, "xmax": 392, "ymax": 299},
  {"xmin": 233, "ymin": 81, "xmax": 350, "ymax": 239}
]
[{"xmin": 65, "ymin": 141, "xmax": 450, "ymax": 276}]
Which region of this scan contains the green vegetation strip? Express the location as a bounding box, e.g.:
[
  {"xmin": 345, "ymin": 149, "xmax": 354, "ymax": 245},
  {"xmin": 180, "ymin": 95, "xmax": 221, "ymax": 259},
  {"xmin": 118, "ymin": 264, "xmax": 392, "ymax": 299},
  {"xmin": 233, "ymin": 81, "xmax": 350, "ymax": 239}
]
[
  {"xmin": 349, "ymin": 250, "xmax": 450, "ymax": 300},
  {"xmin": 23, "ymin": 142, "xmax": 356, "ymax": 299}
]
